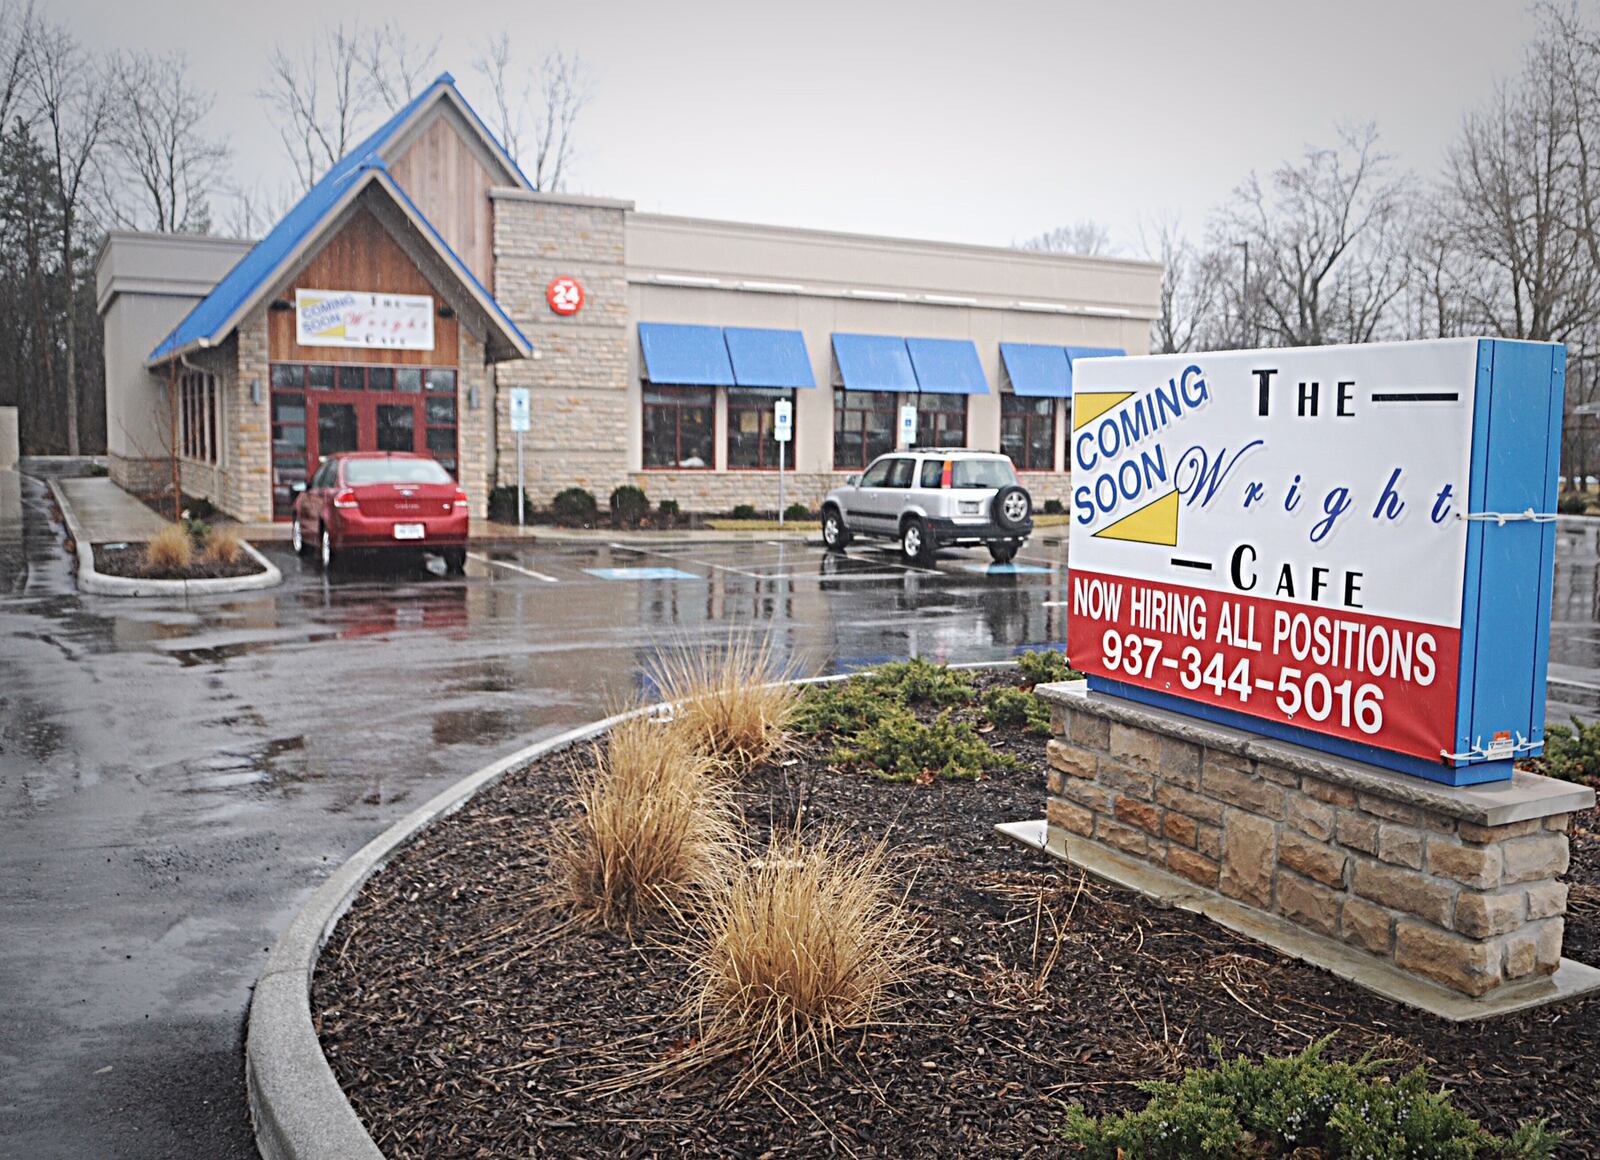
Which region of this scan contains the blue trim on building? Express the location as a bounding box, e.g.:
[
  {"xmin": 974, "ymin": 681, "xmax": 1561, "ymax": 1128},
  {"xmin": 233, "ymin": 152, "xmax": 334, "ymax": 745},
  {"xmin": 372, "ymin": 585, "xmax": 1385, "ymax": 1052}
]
[
  {"xmin": 999, "ymin": 342, "xmax": 1072, "ymax": 397},
  {"xmin": 1062, "ymin": 345, "xmax": 1126, "ymax": 394},
  {"xmin": 832, "ymin": 333, "xmax": 918, "ymax": 393},
  {"xmin": 638, "ymin": 322, "xmax": 736, "ymax": 385},
  {"xmin": 723, "ymin": 326, "xmax": 816, "ymax": 389},
  {"xmin": 905, "ymin": 337, "xmax": 989, "ymax": 395}
]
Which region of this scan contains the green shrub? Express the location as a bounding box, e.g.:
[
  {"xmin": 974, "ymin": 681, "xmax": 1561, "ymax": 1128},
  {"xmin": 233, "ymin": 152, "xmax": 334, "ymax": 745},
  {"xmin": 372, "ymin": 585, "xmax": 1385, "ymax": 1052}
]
[
  {"xmin": 731, "ymin": 503, "xmax": 759, "ymax": 520},
  {"xmin": 610, "ymin": 485, "xmax": 650, "ymax": 528},
  {"xmin": 1016, "ymin": 649, "xmax": 1081, "ymax": 686},
  {"xmin": 659, "ymin": 498, "xmax": 681, "ymax": 519},
  {"xmin": 487, "ymin": 484, "xmax": 532, "ymax": 524},
  {"xmin": 863, "ymin": 657, "xmax": 975, "ymax": 706},
  {"xmin": 551, "ymin": 487, "xmax": 599, "ymax": 527},
  {"xmin": 1557, "ymin": 491, "xmax": 1588, "ymax": 515},
  {"xmin": 784, "ymin": 502, "xmax": 812, "ymax": 521},
  {"xmin": 181, "ymin": 516, "xmax": 210, "ymax": 542},
  {"xmin": 1061, "ymin": 1037, "xmax": 1561, "ymax": 1160},
  {"xmin": 1541, "ymin": 715, "xmax": 1600, "ymax": 784},
  {"xmin": 834, "ymin": 706, "xmax": 1019, "ymax": 781},
  {"xmin": 789, "ymin": 677, "xmax": 908, "ymax": 739},
  {"xmin": 86, "ymin": 463, "xmax": 109, "ymax": 478},
  {"xmin": 1041, "ymin": 498, "xmax": 1065, "ymax": 515},
  {"xmin": 981, "ymin": 686, "xmax": 1052, "ymax": 734}
]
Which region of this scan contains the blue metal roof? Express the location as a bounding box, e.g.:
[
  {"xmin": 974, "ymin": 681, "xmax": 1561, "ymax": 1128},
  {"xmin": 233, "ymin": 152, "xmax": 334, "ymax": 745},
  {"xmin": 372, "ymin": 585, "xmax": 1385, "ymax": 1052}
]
[
  {"xmin": 149, "ymin": 74, "xmax": 530, "ymax": 365},
  {"xmin": 1000, "ymin": 343, "xmax": 1073, "ymax": 397},
  {"xmin": 638, "ymin": 323, "xmax": 736, "ymax": 385},
  {"xmin": 832, "ymin": 333, "xmax": 918, "ymax": 393},
  {"xmin": 723, "ymin": 327, "xmax": 816, "ymax": 389},
  {"xmin": 1062, "ymin": 346, "xmax": 1126, "ymax": 394},
  {"xmin": 906, "ymin": 337, "xmax": 989, "ymax": 395}
]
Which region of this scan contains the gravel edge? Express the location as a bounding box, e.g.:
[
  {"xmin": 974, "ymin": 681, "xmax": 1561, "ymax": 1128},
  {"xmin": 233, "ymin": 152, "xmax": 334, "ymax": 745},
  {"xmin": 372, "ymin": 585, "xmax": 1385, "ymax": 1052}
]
[{"xmin": 47, "ymin": 477, "xmax": 282, "ymax": 597}]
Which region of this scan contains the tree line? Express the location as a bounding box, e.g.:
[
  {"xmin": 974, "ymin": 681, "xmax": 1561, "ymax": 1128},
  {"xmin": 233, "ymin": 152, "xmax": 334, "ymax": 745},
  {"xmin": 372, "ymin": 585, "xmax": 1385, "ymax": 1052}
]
[
  {"xmin": 0, "ymin": 5, "xmax": 585, "ymax": 456},
  {"xmin": 1020, "ymin": 5, "xmax": 1600, "ymax": 487}
]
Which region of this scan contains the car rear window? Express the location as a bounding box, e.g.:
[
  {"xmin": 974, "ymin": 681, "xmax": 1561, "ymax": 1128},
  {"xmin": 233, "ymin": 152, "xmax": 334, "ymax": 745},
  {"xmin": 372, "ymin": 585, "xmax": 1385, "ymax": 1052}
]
[
  {"xmin": 950, "ymin": 458, "xmax": 1017, "ymax": 489},
  {"xmin": 343, "ymin": 458, "xmax": 453, "ymax": 485}
]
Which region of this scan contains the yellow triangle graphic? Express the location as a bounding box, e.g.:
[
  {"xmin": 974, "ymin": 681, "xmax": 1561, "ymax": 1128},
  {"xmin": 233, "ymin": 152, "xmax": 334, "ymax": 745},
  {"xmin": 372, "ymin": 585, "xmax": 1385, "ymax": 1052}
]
[
  {"xmin": 1092, "ymin": 490, "xmax": 1179, "ymax": 547},
  {"xmin": 1072, "ymin": 391, "xmax": 1133, "ymax": 430}
]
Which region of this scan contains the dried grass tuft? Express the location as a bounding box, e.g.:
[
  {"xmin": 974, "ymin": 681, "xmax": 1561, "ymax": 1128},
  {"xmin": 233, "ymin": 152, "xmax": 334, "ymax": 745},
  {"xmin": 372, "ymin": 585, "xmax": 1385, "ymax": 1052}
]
[
  {"xmin": 686, "ymin": 828, "xmax": 921, "ymax": 1084},
  {"xmin": 143, "ymin": 523, "xmax": 194, "ymax": 573},
  {"xmin": 201, "ymin": 526, "xmax": 243, "ymax": 566},
  {"xmin": 650, "ymin": 636, "xmax": 799, "ymax": 773},
  {"xmin": 555, "ymin": 712, "xmax": 738, "ymax": 933}
]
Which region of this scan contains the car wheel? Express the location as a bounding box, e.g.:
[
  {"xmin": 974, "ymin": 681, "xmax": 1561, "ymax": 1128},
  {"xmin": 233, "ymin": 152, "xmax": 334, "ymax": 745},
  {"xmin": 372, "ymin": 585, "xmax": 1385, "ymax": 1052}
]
[
  {"xmin": 443, "ymin": 548, "xmax": 467, "ymax": 574},
  {"xmin": 901, "ymin": 517, "xmax": 936, "ymax": 566},
  {"xmin": 291, "ymin": 517, "xmax": 307, "ymax": 556},
  {"xmin": 821, "ymin": 506, "xmax": 852, "ymax": 550},
  {"xmin": 988, "ymin": 542, "xmax": 1018, "ymax": 564},
  {"xmin": 319, "ymin": 525, "xmax": 336, "ymax": 571},
  {"xmin": 992, "ymin": 484, "xmax": 1032, "ymax": 531}
]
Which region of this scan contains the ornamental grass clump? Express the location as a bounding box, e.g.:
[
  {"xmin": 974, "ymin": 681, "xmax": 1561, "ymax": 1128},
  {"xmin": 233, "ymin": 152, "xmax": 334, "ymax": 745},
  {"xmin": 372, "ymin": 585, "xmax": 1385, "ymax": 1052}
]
[
  {"xmin": 555, "ymin": 713, "xmax": 738, "ymax": 933},
  {"xmin": 651, "ymin": 636, "xmax": 798, "ymax": 772},
  {"xmin": 142, "ymin": 522, "xmax": 194, "ymax": 574},
  {"xmin": 686, "ymin": 829, "xmax": 920, "ymax": 1084},
  {"xmin": 200, "ymin": 526, "xmax": 243, "ymax": 566},
  {"xmin": 1061, "ymin": 1037, "xmax": 1562, "ymax": 1159}
]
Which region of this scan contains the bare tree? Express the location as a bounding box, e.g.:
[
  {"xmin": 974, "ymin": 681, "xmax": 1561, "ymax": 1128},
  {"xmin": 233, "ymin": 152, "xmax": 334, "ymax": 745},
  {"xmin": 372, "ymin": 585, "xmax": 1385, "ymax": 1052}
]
[
  {"xmin": 0, "ymin": 0, "xmax": 32, "ymax": 132},
  {"xmin": 99, "ymin": 51, "xmax": 228, "ymax": 232},
  {"xmin": 473, "ymin": 36, "xmax": 589, "ymax": 190},
  {"xmin": 357, "ymin": 23, "xmax": 438, "ymax": 112},
  {"xmin": 25, "ymin": 17, "xmax": 111, "ymax": 456},
  {"xmin": 261, "ymin": 24, "xmax": 374, "ymax": 191},
  {"xmin": 1217, "ymin": 124, "xmax": 1411, "ymax": 347},
  {"xmin": 1138, "ymin": 216, "xmax": 1223, "ymax": 353},
  {"xmin": 1016, "ymin": 219, "xmax": 1114, "ymax": 256}
]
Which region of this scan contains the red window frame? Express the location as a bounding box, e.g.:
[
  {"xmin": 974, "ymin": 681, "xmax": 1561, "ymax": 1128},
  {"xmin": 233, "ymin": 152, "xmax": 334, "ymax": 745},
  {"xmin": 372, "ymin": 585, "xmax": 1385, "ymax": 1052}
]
[{"xmin": 1001, "ymin": 394, "xmax": 1057, "ymax": 471}]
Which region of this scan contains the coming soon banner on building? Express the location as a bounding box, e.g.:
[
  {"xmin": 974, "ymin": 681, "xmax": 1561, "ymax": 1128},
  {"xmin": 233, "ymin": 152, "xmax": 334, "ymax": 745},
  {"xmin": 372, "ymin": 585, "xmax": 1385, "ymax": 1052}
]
[
  {"xmin": 294, "ymin": 289, "xmax": 435, "ymax": 351},
  {"xmin": 1064, "ymin": 338, "xmax": 1564, "ymax": 786}
]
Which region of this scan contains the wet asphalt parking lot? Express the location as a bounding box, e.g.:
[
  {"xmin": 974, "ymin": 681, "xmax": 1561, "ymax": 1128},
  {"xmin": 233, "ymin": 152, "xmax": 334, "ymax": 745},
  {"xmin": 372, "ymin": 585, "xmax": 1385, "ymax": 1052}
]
[{"xmin": 2, "ymin": 467, "xmax": 1599, "ymax": 1159}]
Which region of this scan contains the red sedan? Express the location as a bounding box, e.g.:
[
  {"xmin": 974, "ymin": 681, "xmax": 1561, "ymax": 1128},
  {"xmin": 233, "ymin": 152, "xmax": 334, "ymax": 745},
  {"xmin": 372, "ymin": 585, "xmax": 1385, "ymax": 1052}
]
[{"xmin": 291, "ymin": 452, "xmax": 469, "ymax": 572}]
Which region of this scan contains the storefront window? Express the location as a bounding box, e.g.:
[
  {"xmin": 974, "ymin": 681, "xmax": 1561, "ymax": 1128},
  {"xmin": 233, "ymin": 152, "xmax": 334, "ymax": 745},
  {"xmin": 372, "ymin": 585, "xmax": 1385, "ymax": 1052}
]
[
  {"xmin": 727, "ymin": 387, "xmax": 795, "ymax": 470},
  {"xmin": 916, "ymin": 393, "xmax": 967, "ymax": 449},
  {"xmin": 643, "ymin": 385, "xmax": 714, "ymax": 468},
  {"xmin": 833, "ymin": 389, "xmax": 896, "ymax": 470},
  {"xmin": 179, "ymin": 371, "xmax": 218, "ymax": 464},
  {"xmin": 1001, "ymin": 394, "xmax": 1056, "ymax": 470}
]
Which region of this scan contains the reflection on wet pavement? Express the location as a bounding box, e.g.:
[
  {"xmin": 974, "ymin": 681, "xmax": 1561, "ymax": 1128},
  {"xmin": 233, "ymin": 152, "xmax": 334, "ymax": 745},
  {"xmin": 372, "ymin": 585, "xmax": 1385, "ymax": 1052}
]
[{"xmin": 3, "ymin": 468, "xmax": 1598, "ymax": 1159}]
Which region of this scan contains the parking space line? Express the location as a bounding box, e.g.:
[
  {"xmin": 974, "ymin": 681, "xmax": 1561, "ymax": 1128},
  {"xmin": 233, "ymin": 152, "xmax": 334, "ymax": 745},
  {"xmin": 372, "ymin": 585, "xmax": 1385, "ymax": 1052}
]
[{"xmin": 469, "ymin": 552, "xmax": 559, "ymax": 582}]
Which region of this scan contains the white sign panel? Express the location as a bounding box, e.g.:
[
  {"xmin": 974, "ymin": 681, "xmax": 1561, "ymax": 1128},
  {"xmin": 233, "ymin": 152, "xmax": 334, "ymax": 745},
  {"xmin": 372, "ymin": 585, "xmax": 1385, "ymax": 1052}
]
[
  {"xmin": 899, "ymin": 403, "xmax": 917, "ymax": 446},
  {"xmin": 1067, "ymin": 339, "xmax": 1481, "ymax": 767},
  {"xmin": 295, "ymin": 289, "xmax": 435, "ymax": 351},
  {"xmin": 773, "ymin": 399, "xmax": 793, "ymax": 442},
  {"xmin": 508, "ymin": 388, "xmax": 532, "ymax": 433}
]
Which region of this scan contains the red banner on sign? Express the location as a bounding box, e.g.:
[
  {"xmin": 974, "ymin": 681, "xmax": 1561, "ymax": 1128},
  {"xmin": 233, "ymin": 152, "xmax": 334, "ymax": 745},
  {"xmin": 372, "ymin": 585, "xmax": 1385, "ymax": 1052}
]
[{"xmin": 1066, "ymin": 569, "xmax": 1459, "ymax": 763}]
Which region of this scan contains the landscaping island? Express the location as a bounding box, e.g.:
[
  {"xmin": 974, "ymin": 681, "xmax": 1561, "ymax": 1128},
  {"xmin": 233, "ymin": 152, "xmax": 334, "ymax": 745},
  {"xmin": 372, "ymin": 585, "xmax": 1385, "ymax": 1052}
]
[{"xmin": 310, "ymin": 656, "xmax": 1599, "ymax": 1157}]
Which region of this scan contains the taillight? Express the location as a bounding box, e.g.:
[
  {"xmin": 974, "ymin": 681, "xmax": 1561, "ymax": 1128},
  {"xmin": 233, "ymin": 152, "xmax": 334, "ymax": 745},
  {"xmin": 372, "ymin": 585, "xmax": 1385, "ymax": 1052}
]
[
  {"xmin": 453, "ymin": 488, "xmax": 469, "ymax": 509},
  {"xmin": 940, "ymin": 459, "xmax": 953, "ymax": 488},
  {"xmin": 332, "ymin": 489, "xmax": 358, "ymax": 509}
]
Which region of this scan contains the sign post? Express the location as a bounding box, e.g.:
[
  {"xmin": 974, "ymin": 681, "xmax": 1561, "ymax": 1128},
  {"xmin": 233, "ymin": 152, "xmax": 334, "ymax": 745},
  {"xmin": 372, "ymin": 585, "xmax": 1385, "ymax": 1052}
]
[
  {"xmin": 899, "ymin": 403, "xmax": 917, "ymax": 449},
  {"xmin": 508, "ymin": 388, "xmax": 531, "ymax": 531},
  {"xmin": 774, "ymin": 399, "xmax": 793, "ymax": 525},
  {"xmin": 1064, "ymin": 338, "xmax": 1564, "ymax": 786}
]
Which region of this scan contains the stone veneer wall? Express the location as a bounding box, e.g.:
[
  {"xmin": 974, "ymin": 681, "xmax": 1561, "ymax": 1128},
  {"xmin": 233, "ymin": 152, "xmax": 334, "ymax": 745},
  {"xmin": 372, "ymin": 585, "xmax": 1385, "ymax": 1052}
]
[
  {"xmin": 1037, "ymin": 683, "xmax": 1590, "ymax": 998},
  {"xmin": 456, "ymin": 326, "xmax": 491, "ymax": 519},
  {"xmin": 491, "ymin": 192, "xmax": 631, "ymax": 504}
]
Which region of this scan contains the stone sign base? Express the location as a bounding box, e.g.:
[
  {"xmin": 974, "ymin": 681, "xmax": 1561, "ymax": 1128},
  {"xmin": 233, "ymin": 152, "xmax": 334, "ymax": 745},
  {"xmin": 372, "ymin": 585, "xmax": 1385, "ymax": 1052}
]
[{"xmin": 1026, "ymin": 681, "xmax": 1600, "ymax": 1018}]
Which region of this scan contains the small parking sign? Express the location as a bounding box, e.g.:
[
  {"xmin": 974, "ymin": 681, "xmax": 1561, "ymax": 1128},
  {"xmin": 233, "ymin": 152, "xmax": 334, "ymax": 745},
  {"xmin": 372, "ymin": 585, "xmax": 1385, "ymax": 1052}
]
[
  {"xmin": 900, "ymin": 403, "xmax": 917, "ymax": 447},
  {"xmin": 774, "ymin": 399, "xmax": 793, "ymax": 442},
  {"xmin": 509, "ymin": 388, "xmax": 531, "ymax": 433}
]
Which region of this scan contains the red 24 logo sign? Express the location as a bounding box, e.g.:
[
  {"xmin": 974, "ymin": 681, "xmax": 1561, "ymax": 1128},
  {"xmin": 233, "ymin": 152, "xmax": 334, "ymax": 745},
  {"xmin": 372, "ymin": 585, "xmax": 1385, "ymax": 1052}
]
[{"xmin": 546, "ymin": 276, "xmax": 584, "ymax": 316}]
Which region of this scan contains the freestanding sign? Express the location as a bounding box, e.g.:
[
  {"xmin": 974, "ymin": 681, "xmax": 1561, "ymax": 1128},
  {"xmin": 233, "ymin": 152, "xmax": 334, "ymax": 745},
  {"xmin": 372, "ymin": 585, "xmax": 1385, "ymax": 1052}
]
[
  {"xmin": 509, "ymin": 388, "xmax": 532, "ymax": 531},
  {"xmin": 1065, "ymin": 338, "xmax": 1564, "ymax": 786},
  {"xmin": 774, "ymin": 399, "xmax": 792, "ymax": 524},
  {"xmin": 899, "ymin": 404, "xmax": 917, "ymax": 448}
]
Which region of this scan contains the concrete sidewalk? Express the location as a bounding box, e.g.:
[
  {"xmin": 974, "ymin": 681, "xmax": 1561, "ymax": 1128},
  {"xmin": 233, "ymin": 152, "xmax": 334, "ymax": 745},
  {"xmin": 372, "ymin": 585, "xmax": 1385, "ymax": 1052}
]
[{"xmin": 52, "ymin": 477, "xmax": 171, "ymax": 543}]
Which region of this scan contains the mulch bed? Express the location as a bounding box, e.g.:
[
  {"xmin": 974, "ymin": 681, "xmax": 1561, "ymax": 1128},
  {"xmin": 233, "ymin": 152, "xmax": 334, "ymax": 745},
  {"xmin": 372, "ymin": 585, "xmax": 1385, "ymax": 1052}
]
[
  {"xmin": 93, "ymin": 542, "xmax": 264, "ymax": 580},
  {"xmin": 313, "ymin": 671, "xmax": 1600, "ymax": 1158}
]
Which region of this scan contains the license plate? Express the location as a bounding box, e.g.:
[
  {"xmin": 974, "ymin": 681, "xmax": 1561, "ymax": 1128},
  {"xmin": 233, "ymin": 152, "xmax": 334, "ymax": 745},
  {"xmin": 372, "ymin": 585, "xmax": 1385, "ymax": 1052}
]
[{"xmin": 393, "ymin": 523, "xmax": 425, "ymax": 540}]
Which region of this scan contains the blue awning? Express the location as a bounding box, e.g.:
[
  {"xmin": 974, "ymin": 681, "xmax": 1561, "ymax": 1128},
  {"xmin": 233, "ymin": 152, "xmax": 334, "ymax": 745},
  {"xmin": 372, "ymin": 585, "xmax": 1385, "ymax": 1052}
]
[
  {"xmin": 723, "ymin": 327, "xmax": 816, "ymax": 388},
  {"xmin": 1062, "ymin": 346, "xmax": 1125, "ymax": 394},
  {"xmin": 906, "ymin": 337, "xmax": 989, "ymax": 395},
  {"xmin": 638, "ymin": 323, "xmax": 735, "ymax": 385},
  {"xmin": 832, "ymin": 333, "xmax": 918, "ymax": 393},
  {"xmin": 999, "ymin": 343, "xmax": 1072, "ymax": 397}
]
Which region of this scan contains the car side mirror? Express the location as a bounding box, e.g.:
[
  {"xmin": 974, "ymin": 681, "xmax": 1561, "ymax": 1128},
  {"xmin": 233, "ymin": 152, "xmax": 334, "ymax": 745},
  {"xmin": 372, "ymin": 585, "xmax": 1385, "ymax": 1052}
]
[
  {"xmin": 291, "ymin": 482, "xmax": 307, "ymax": 495},
  {"xmin": 846, "ymin": 474, "xmax": 860, "ymax": 487}
]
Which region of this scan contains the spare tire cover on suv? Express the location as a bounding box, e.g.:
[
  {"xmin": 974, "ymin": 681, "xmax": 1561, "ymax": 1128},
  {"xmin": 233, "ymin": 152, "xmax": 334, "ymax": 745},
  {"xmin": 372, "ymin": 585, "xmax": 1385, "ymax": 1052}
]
[{"xmin": 992, "ymin": 485, "xmax": 1032, "ymax": 530}]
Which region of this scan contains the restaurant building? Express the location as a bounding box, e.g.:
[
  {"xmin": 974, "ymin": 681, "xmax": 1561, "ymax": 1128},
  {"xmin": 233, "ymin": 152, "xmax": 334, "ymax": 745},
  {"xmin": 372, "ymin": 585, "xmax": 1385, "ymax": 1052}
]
[{"xmin": 97, "ymin": 74, "xmax": 1162, "ymax": 522}]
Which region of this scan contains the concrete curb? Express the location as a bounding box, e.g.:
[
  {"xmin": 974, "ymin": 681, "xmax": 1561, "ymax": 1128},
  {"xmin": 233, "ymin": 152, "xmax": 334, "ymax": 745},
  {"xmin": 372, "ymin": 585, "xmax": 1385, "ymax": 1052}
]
[
  {"xmin": 246, "ymin": 708, "xmax": 640, "ymax": 1160},
  {"xmin": 48, "ymin": 477, "xmax": 283, "ymax": 598}
]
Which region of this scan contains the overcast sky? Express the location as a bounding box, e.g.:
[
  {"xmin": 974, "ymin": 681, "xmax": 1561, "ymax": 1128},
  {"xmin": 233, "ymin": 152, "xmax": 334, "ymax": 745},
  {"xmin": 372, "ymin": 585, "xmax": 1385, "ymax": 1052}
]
[{"xmin": 52, "ymin": 0, "xmax": 1539, "ymax": 253}]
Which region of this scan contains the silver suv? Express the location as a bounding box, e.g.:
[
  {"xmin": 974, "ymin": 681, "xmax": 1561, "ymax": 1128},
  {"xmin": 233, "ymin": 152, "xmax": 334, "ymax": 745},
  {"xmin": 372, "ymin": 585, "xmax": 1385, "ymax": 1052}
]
[{"xmin": 821, "ymin": 449, "xmax": 1034, "ymax": 565}]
